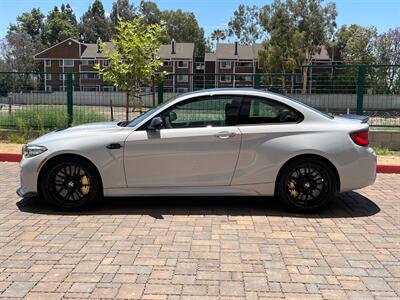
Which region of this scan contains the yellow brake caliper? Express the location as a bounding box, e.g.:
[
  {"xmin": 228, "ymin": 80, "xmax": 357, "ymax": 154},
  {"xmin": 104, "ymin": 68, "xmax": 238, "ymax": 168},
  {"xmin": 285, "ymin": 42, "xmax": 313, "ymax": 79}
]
[
  {"xmin": 80, "ymin": 176, "xmax": 90, "ymax": 195},
  {"xmin": 288, "ymin": 180, "xmax": 298, "ymax": 198}
]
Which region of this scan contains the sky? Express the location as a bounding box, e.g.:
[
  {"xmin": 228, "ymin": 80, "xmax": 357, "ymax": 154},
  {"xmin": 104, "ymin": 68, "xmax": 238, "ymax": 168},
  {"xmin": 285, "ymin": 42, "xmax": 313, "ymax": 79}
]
[{"xmin": 0, "ymin": 0, "xmax": 399, "ymax": 40}]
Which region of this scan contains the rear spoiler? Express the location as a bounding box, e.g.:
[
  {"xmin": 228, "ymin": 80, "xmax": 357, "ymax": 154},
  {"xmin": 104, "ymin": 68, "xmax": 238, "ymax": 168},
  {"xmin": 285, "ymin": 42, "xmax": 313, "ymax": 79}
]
[{"xmin": 338, "ymin": 114, "xmax": 369, "ymax": 123}]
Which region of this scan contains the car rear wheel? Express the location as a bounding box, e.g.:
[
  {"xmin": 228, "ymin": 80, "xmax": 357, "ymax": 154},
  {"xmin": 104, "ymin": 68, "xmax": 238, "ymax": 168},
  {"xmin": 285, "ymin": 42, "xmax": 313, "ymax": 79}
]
[
  {"xmin": 276, "ymin": 158, "xmax": 336, "ymax": 212},
  {"xmin": 39, "ymin": 157, "xmax": 101, "ymax": 210}
]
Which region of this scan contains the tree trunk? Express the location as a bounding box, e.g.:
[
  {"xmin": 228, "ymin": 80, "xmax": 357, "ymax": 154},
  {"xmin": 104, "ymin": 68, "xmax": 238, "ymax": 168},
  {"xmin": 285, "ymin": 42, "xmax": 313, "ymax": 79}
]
[
  {"xmin": 126, "ymin": 91, "xmax": 130, "ymax": 121},
  {"xmin": 302, "ymin": 66, "xmax": 308, "ymax": 94},
  {"xmin": 291, "ymin": 70, "xmax": 295, "ymax": 94}
]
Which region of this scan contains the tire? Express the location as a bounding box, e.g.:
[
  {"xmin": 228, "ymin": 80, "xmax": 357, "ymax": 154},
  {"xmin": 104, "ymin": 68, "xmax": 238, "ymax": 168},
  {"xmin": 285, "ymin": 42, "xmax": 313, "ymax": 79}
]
[
  {"xmin": 39, "ymin": 157, "xmax": 102, "ymax": 211},
  {"xmin": 276, "ymin": 158, "xmax": 336, "ymax": 213}
]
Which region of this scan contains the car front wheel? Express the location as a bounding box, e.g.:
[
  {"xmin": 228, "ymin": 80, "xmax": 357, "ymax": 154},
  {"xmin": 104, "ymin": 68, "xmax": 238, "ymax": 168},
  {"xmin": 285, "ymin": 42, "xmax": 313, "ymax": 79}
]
[
  {"xmin": 39, "ymin": 157, "xmax": 101, "ymax": 210},
  {"xmin": 276, "ymin": 158, "xmax": 337, "ymax": 213}
]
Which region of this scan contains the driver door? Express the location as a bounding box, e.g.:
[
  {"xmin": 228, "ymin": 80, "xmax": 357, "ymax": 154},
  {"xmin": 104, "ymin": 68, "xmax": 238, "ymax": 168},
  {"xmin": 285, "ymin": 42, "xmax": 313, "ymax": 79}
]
[{"xmin": 124, "ymin": 95, "xmax": 242, "ymax": 187}]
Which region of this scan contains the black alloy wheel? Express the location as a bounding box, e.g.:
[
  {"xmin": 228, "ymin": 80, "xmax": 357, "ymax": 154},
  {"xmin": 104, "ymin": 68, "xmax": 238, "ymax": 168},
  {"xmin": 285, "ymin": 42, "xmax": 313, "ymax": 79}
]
[
  {"xmin": 277, "ymin": 158, "xmax": 336, "ymax": 212},
  {"xmin": 40, "ymin": 157, "xmax": 101, "ymax": 210}
]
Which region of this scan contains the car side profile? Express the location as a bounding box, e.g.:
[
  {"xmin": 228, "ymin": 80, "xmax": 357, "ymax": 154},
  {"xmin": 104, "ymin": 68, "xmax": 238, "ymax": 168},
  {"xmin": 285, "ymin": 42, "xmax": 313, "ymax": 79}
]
[{"xmin": 17, "ymin": 88, "xmax": 376, "ymax": 212}]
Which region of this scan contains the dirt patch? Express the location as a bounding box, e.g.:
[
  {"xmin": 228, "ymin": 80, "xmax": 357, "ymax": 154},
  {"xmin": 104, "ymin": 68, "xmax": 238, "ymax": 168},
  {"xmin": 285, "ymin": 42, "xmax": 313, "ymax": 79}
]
[
  {"xmin": 0, "ymin": 143, "xmax": 23, "ymax": 153},
  {"xmin": 377, "ymin": 155, "xmax": 400, "ymax": 165}
]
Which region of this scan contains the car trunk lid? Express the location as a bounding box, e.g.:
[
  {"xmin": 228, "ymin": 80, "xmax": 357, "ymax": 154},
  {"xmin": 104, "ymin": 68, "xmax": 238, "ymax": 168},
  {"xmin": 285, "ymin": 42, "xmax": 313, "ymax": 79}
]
[{"xmin": 337, "ymin": 114, "xmax": 369, "ymax": 123}]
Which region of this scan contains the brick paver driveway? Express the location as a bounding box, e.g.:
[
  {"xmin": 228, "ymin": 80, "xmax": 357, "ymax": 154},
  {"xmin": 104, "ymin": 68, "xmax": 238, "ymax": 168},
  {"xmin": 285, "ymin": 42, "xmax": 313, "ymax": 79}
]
[{"xmin": 0, "ymin": 162, "xmax": 399, "ymax": 299}]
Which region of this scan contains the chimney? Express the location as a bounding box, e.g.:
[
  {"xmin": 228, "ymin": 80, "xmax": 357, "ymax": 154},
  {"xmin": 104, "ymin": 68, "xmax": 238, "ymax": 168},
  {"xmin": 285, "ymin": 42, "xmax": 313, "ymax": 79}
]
[
  {"xmin": 171, "ymin": 39, "xmax": 176, "ymax": 55},
  {"xmin": 97, "ymin": 37, "xmax": 102, "ymax": 53},
  {"xmin": 234, "ymin": 41, "xmax": 238, "ymax": 56}
]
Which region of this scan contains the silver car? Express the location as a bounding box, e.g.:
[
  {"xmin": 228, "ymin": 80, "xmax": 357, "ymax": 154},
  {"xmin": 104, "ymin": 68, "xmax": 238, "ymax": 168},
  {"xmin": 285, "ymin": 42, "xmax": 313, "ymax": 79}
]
[{"xmin": 17, "ymin": 89, "xmax": 376, "ymax": 212}]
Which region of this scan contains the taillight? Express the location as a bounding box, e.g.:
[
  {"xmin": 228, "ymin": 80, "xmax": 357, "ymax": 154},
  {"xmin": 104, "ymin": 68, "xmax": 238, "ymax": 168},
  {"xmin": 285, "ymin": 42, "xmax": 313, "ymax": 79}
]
[{"xmin": 350, "ymin": 130, "xmax": 369, "ymax": 147}]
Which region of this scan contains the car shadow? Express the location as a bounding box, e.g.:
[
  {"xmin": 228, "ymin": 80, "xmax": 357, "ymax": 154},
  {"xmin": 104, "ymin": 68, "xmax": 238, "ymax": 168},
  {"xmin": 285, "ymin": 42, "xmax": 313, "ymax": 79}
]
[{"xmin": 16, "ymin": 191, "xmax": 380, "ymax": 219}]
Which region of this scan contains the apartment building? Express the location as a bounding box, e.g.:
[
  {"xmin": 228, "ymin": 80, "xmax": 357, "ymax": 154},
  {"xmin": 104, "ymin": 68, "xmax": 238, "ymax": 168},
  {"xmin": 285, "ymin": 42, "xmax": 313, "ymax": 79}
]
[
  {"xmin": 34, "ymin": 38, "xmax": 331, "ymax": 93},
  {"xmin": 34, "ymin": 38, "xmax": 195, "ymax": 93},
  {"xmin": 202, "ymin": 42, "xmax": 263, "ymax": 89}
]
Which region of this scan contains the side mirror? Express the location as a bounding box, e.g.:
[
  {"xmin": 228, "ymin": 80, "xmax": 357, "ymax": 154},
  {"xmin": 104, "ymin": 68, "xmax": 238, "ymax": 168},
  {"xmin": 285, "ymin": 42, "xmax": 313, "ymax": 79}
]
[
  {"xmin": 148, "ymin": 116, "xmax": 163, "ymax": 130},
  {"xmin": 169, "ymin": 111, "xmax": 177, "ymax": 122}
]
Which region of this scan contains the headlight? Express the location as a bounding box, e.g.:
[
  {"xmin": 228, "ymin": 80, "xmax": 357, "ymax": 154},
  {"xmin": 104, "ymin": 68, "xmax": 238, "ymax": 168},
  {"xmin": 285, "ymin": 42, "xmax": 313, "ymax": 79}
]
[{"xmin": 22, "ymin": 145, "xmax": 48, "ymax": 158}]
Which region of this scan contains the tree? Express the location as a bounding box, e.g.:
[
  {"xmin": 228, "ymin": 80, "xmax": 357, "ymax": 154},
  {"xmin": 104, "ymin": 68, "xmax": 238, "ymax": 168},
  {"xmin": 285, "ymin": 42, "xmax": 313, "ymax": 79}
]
[
  {"xmin": 42, "ymin": 5, "xmax": 78, "ymax": 46},
  {"xmin": 161, "ymin": 9, "xmax": 206, "ymax": 55},
  {"xmin": 7, "ymin": 8, "xmax": 45, "ymax": 71},
  {"xmin": 258, "ymin": 0, "xmax": 305, "ymax": 91},
  {"xmin": 376, "ymin": 27, "xmax": 400, "ymax": 93},
  {"xmin": 262, "ymin": 0, "xmax": 337, "ymax": 93},
  {"xmin": 336, "ymin": 24, "xmax": 377, "ymax": 64},
  {"xmin": 9, "ymin": 8, "xmax": 45, "ymax": 40},
  {"xmin": 211, "ymin": 29, "xmax": 226, "ymax": 44},
  {"xmin": 95, "ymin": 16, "xmax": 166, "ymax": 120},
  {"xmin": 138, "ymin": 1, "xmax": 162, "ymax": 25},
  {"xmin": 110, "ymin": 0, "xmax": 136, "ymax": 31},
  {"xmin": 227, "ymin": 5, "xmax": 264, "ymax": 44},
  {"xmin": 79, "ymin": 0, "xmax": 112, "ymax": 42}
]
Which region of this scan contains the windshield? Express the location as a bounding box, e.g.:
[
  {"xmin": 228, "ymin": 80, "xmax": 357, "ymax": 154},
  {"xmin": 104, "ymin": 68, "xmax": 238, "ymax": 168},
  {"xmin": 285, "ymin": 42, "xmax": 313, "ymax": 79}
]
[{"xmin": 126, "ymin": 95, "xmax": 178, "ymax": 127}]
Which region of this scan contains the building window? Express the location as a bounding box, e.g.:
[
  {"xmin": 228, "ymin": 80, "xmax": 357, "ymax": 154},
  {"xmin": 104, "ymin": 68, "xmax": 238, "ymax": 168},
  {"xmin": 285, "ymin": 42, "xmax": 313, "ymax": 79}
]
[
  {"xmin": 195, "ymin": 63, "xmax": 204, "ymax": 70},
  {"xmin": 219, "ymin": 61, "xmax": 232, "ymax": 69},
  {"xmin": 102, "ymin": 60, "xmax": 110, "ymax": 66},
  {"xmin": 59, "ymin": 74, "xmax": 75, "ymax": 80},
  {"xmin": 80, "ymin": 73, "xmax": 99, "ymax": 79},
  {"xmin": 236, "ymin": 61, "xmax": 253, "ymax": 67},
  {"xmin": 45, "ymin": 60, "xmax": 51, "ymax": 67},
  {"xmin": 177, "ymin": 88, "xmax": 189, "ymax": 93},
  {"xmin": 82, "ymin": 59, "xmax": 96, "ymax": 66},
  {"xmin": 220, "ymin": 75, "xmax": 232, "ymax": 83},
  {"xmin": 177, "ymin": 61, "xmax": 189, "ymax": 68},
  {"xmin": 177, "ymin": 74, "xmax": 189, "ymax": 83},
  {"xmin": 45, "ymin": 85, "xmax": 52, "ymax": 92},
  {"xmin": 45, "ymin": 74, "xmax": 52, "ymax": 80},
  {"xmin": 103, "ymin": 86, "xmax": 114, "ymax": 92},
  {"xmin": 236, "ymin": 75, "xmax": 252, "ymax": 81},
  {"xmin": 60, "ymin": 59, "xmax": 74, "ymax": 67},
  {"xmin": 81, "ymin": 86, "xmax": 100, "ymax": 91},
  {"xmin": 163, "ymin": 60, "xmax": 172, "ymax": 66}
]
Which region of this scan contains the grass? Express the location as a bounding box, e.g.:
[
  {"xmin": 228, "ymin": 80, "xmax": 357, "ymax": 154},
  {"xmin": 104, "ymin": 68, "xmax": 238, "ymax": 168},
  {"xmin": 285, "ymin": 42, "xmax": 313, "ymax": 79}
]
[
  {"xmin": 374, "ymin": 146, "xmax": 400, "ymax": 156},
  {"xmin": 0, "ymin": 107, "xmax": 108, "ymax": 143},
  {"xmin": 0, "ymin": 107, "xmax": 108, "ymax": 131}
]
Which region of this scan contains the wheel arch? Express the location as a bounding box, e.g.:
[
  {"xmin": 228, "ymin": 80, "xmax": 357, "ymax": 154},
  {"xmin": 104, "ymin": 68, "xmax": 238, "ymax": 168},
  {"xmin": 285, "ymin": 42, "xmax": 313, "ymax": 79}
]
[
  {"xmin": 37, "ymin": 153, "xmax": 104, "ymax": 195},
  {"xmin": 275, "ymin": 153, "xmax": 341, "ymax": 194}
]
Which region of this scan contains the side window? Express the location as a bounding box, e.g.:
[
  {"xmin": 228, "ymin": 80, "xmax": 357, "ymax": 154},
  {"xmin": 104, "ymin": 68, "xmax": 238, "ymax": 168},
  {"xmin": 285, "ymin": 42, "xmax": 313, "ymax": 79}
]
[
  {"xmin": 239, "ymin": 97, "xmax": 302, "ymax": 125},
  {"xmin": 157, "ymin": 96, "xmax": 241, "ymax": 129}
]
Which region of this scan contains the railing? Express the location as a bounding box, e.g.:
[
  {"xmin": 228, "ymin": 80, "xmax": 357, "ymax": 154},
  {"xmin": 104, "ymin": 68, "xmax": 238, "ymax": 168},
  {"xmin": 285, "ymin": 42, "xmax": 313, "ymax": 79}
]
[{"xmin": 0, "ymin": 64, "xmax": 399, "ymax": 131}]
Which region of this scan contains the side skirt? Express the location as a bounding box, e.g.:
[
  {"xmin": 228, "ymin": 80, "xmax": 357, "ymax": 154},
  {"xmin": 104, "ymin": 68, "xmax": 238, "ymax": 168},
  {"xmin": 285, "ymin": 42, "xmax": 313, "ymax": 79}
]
[{"xmin": 104, "ymin": 182, "xmax": 275, "ymax": 197}]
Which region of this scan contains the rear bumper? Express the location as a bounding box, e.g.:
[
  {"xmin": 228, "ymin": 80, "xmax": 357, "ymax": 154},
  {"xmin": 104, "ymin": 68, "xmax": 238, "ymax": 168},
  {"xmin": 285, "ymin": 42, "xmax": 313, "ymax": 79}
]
[{"xmin": 339, "ymin": 147, "xmax": 377, "ymax": 192}]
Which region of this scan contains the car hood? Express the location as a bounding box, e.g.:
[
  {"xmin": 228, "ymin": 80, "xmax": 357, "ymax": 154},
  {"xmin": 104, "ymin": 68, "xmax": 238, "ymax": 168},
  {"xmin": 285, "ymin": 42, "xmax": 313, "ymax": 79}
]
[{"xmin": 29, "ymin": 121, "xmax": 127, "ymax": 145}]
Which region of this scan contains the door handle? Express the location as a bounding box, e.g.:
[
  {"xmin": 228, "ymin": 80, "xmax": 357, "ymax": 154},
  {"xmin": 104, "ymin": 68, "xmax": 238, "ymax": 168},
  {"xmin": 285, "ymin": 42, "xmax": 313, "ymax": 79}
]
[
  {"xmin": 214, "ymin": 131, "xmax": 236, "ymax": 139},
  {"xmin": 106, "ymin": 143, "xmax": 123, "ymax": 150}
]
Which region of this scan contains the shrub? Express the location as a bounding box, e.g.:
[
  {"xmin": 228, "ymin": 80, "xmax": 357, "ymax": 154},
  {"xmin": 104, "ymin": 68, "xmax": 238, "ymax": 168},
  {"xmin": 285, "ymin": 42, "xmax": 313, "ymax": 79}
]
[{"xmin": 0, "ymin": 107, "xmax": 108, "ymax": 134}]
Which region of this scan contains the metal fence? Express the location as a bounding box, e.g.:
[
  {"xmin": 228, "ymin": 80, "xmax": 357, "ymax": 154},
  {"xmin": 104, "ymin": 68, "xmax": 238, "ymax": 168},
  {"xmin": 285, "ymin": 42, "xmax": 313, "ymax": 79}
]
[{"xmin": 0, "ymin": 64, "xmax": 399, "ymax": 131}]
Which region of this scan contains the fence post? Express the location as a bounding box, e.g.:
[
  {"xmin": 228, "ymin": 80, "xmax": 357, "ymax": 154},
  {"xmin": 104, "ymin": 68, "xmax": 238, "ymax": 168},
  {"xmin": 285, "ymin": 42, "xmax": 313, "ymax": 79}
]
[
  {"xmin": 253, "ymin": 74, "xmax": 261, "ymax": 89},
  {"xmin": 66, "ymin": 73, "xmax": 73, "ymax": 126},
  {"xmin": 356, "ymin": 65, "xmax": 366, "ymax": 115},
  {"xmin": 157, "ymin": 80, "xmax": 164, "ymax": 104}
]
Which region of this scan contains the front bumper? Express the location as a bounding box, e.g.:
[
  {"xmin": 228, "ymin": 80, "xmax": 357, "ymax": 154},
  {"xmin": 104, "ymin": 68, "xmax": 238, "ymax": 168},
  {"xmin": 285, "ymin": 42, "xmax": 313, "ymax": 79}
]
[
  {"xmin": 16, "ymin": 155, "xmax": 44, "ymax": 198},
  {"xmin": 16, "ymin": 186, "xmax": 37, "ymax": 198}
]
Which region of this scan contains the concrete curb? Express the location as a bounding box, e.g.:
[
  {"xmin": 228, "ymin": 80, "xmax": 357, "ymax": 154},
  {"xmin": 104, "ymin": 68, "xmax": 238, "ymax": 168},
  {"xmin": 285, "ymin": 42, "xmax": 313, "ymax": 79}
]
[{"xmin": 1, "ymin": 153, "xmax": 400, "ymax": 174}]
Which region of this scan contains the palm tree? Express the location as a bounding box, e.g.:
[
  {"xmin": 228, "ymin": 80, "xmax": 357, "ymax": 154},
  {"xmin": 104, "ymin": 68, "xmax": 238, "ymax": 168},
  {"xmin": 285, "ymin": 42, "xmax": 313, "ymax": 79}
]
[{"xmin": 211, "ymin": 29, "xmax": 226, "ymax": 44}]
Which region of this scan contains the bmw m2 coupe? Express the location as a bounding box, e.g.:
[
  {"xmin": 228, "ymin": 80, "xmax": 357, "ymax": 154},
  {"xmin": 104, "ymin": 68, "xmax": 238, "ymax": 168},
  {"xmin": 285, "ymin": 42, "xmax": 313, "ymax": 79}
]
[{"xmin": 17, "ymin": 89, "xmax": 376, "ymax": 212}]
